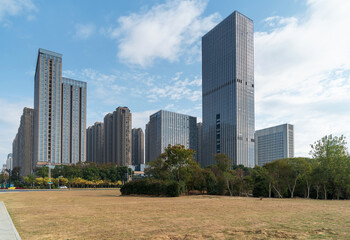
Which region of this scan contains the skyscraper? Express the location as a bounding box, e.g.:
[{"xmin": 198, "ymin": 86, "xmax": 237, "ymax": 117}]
[
  {"xmin": 87, "ymin": 122, "xmax": 104, "ymax": 163},
  {"xmin": 202, "ymin": 11, "xmax": 255, "ymax": 168},
  {"xmin": 132, "ymin": 128, "xmax": 144, "ymax": 165},
  {"xmin": 33, "ymin": 49, "xmax": 87, "ymax": 167},
  {"xmin": 61, "ymin": 78, "xmax": 87, "ymax": 164},
  {"xmin": 255, "ymin": 124, "xmax": 294, "ymax": 166},
  {"xmin": 12, "ymin": 108, "xmax": 34, "ymax": 176},
  {"xmin": 103, "ymin": 107, "xmax": 132, "ymax": 166},
  {"xmin": 145, "ymin": 110, "xmax": 197, "ymax": 163},
  {"xmin": 34, "ymin": 49, "xmax": 62, "ymax": 166},
  {"xmin": 196, "ymin": 122, "xmax": 203, "ymax": 162}
]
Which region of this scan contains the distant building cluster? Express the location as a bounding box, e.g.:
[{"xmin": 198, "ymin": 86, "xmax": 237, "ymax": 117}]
[
  {"xmin": 7, "ymin": 10, "xmax": 296, "ymax": 176},
  {"xmin": 11, "ymin": 49, "xmax": 87, "ymax": 175}
]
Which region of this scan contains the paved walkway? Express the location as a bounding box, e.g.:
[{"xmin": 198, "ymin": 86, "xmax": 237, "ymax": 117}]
[{"xmin": 0, "ymin": 202, "xmax": 21, "ymax": 240}]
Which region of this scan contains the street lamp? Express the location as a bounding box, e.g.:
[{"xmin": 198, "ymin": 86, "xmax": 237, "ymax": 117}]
[{"xmin": 57, "ymin": 175, "xmax": 63, "ymax": 188}]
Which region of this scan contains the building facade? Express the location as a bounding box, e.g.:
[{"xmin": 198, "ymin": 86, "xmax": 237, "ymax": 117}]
[
  {"xmin": 132, "ymin": 128, "xmax": 144, "ymax": 165},
  {"xmin": 61, "ymin": 77, "xmax": 87, "ymax": 164},
  {"xmin": 103, "ymin": 107, "xmax": 132, "ymax": 166},
  {"xmin": 145, "ymin": 110, "xmax": 197, "ymax": 163},
  {"xmin": 6, "ymin": 153, "xmax": 13, "ymax": 171},
  {"xmin": 12, "ymin": 107, "xmax": 34, "ymax": 176},
  {"xmin": 103, "ymin": 113, "xmax": 113, "ymax": 164},
  {"xmin": 87, "ymin": 122, "xmax": 104, "ymax": 164},
  {"xmin": 33, "ymin": 48, "xmax": 87, "ymax": 167},
  {"xmin": 201, "ymin": 11, "xmax": 255, "ymax": 168},
  {"xmin": 255, "ymin": 124, "xmax": 294, "ymax": 166},
  {"xmin": 196, "ymin": 122, "xmax": 203, "ymax": 162}
]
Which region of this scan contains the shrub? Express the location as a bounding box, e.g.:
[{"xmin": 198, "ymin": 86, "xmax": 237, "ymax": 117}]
[{"xmin": 121, "ymin": 178, "xmax": 183, "ymax": 197}]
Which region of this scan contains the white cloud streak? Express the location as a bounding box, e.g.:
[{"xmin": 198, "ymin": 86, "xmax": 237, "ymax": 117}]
[
  {"xmin": 0, "ymin": 0, "xmax": 37, "ymax": 23},
  {"xmin": 110, "ymin": 0, "xmax": 220, "ymax": 67},
  {"xmin": 255, "ymin": 0, "xmax": 350, "ymax": 157},
  {"xmin": 74, "ymin": 23, "xmax": 95, "ymax": 39}
]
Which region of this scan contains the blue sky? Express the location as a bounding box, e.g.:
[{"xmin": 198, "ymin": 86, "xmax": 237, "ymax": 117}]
[{"xmin": 1, "ymin": 0, "xmax": 350, "ymax": 166}]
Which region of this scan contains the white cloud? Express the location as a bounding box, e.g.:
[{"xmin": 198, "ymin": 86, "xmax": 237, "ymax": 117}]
[
  {"xmin": 146, "ymin": 72, "xmax": 202, "ymax": 102},
  {"xmin": 132, "ymin": 109, "xmax": 158, "ymax": 132},
  {"xmin": 74, "ymin": 23, "xmax": 95, "ymax": 39},
  {"xmin": 255, "ymin": 0, "xmax": 350, "ymax": 157},
  {"xmin": 109, "ymin": 0, "xmax": 220, "ymax": 67},
  {"xmin": 0, "ymin": 0, "xmax": 37, "ymax": 24}
]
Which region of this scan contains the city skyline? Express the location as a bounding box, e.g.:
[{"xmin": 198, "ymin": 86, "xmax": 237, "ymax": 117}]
[{"xmin": 1, "ymin": 0, "xmax": 350, "ymax": 166}]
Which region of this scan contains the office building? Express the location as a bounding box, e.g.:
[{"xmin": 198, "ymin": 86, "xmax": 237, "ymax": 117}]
[
  {"xmin": 145, "ymin": 110, "xmax": 197, "ymax": 163},
  {"xmin": 6, "ymin": 153, "xmax": 13, "ymax": 171},
  {"xmin": 196, "ymin": 122, "xmax": 203, "ymax": 162},
  {"xmin": 33, "ymin": 48, "xmax": 87, "ymax": 167},
  {"xmin": 87, "ymin": 122, "xmax": 104, "ymax": 164},
  {"xmin": 202, "ymin": 11, "xmax": 255, "ymax": 168},
  {"xmin": 103, "ymin": 107, "xmax": 132, "ymax": 166},
  {"xmin": 255, "ymin": 123, "xmax": 294, "ymax": 166},
  {"xmin": 12, "ymin": 107, "xmax": 34, "ymax": 176},
  {"xmin": 132, "ymin": 128, "xmax": 144, "ymax": 165},
  {"xmin": 61, "ymin": 77, "xmax": 87, "ymax": 164}
]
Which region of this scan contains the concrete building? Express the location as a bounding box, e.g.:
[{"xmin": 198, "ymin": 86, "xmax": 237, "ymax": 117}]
[
  {"xmin": 103, "ymin": 113, "xmax": 113, "ymax": 164},
  {"xmin": 255, "ymin": 123, "xmax": 294, "ymax": 166},
  {"xmin": 196, "ymin": 122, "xmax": 203, "ymax": 162},
  {"xmin": 61, "ymin": 77, "xmax": 87, "ymax": 164},
  {"xmin": 145, "ymin": 110, "xmax": 197, "ymax": 163},
  {"xmin": 201, "ymin": 11, "xmax": 255, "ymax": 168},
  {"xmin": 132, "ymin": 128, "xmax": 144, "ymax": 165},
  {"xmin": 12, "ymin": 108, "xmax": 34, "ymax": 176},
  {"xmin": 6, "ymin": 154, "xmax": 13, "ymax": 171},
  {"xmin": 103, "ymin": 107, "xmax": 132, "ymax": 166},
  {"xmin": 33, "ymin": 49, "xmax": 87, "ymax": 167},
  {"xmin": 87, "ymin": 122, "xmax": 104, "ymax": 164}
]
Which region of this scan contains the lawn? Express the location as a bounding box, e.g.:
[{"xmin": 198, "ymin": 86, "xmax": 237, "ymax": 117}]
[{"xmin": 0, "ymin": 190, "xmax": 349, "ymax": 239}]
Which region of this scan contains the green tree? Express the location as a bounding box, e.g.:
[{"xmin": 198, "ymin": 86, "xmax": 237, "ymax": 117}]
[{"xmin": 310, "ymin": 135, "xmax": 348, "ymax": 199}]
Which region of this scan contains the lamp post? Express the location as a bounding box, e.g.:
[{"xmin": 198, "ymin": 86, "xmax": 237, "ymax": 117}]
[{"xmin": 58, "ymin": 175, "xmax": 63, "ymax": 188}]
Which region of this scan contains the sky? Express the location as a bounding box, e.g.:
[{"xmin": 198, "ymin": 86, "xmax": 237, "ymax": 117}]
[{"xmin": 1, "ymin": 0, "xmax": 350, "ymax": 166}]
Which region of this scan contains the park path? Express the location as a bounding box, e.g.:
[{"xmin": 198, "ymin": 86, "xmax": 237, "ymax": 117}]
[{"xmin": 0, "ymin": 201, "xmax": 21, "ymax": 240}]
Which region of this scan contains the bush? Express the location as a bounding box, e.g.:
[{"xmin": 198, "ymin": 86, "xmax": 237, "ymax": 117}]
[{"xmin": 120, "ymin": 178, "xmax": 183, "ymax": 197}]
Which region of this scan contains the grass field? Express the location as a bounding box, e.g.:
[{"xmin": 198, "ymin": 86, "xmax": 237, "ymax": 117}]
[{"xmin": 0, "ymin": 189, "xmax": 349, "ymax": 239}]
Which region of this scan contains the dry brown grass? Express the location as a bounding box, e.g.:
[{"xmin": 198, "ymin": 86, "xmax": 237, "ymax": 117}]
[{"xmin": 0, "ymin": 190, "xmax": 349, "ymax": 239}]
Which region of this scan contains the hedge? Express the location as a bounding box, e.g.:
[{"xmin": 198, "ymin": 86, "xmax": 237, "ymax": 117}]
[{"xmin": 120, "ymin": 178, "xmax": 183, "ymax": 197}]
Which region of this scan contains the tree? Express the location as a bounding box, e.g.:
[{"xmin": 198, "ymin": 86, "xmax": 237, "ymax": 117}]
[
  {"xmin": 145, "ymin": 144, "xmax": 196, "ymax": 184},
  {"xmin": 310, "ymin": 135, "xmax": 348, "ymax": 199}
]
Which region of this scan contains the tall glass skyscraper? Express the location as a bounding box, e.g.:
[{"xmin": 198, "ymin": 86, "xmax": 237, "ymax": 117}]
[
  {"xmin": 34, "ymin": 49, "xmax": 63, "ymax": 166},
  {"xmin": 33, "ymin": 49, "xmax": 87, "ymax": 167},
  {"xmin": 202, "ymin": 11, "xmax": 255, "ymax": 168},
  {"xmin": 145, "ymin": 110, "xmax": 197, "ymax": 163}
]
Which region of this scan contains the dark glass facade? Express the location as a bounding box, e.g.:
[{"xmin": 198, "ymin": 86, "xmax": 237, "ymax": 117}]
[{"xmin": 202, "ymin": 11, "xmax": 255, "ymax": 167}]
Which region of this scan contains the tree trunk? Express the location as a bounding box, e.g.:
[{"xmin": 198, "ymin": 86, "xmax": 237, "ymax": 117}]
[
  {"xmin": 306, "ymin": 179, "xmax": 310, "ymax": 199},
  {"xmin": 323, "ymin": 184, "xmax": 327, "ymax": 200},
  {"xmin": 226, "ymin": 180, "xmax": 233, "ymax": 196},
  {"xmin": 269, "ymin": 182, "xmax": 272, "ymax": 198},
  {"xmin": 272, "ymin": 185, "xmax": 282, "ymax": 198}
]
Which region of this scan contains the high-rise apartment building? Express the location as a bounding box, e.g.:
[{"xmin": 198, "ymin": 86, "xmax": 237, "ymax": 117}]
[
  {"xmin": 145, "ymin": 110, "xmax": 197, "ymax": 163},
  {"xmin": 255, "ymin": 124, "xmax": 294, "ymax": 166},
  {"xmin": 87, "ymin": 122, "xmax": 104, "ymax": 164},
  {"xmin": 12, "ymin": 107, "xmax": 34, "ymax": 176},
  {"xmin": 132, "ymin": 128, "xmax": 144, "ymax": 165},
  {"xmin": 34, "ymin": 49, "xmax": 63, "ymax": 166},
  {"xmin": 201, "ymin": 11, "xmax": 255, "ymax": 168},
  {"xmin": 103, "ymin": 107, "xmax": 132, "ymax": 166},
  {"xmin": 103, "ymin": 113, "xmax": 113, "ymax": 164},
  {"xmin": 33, "ymin": 48, "xmax": 87, "ymax": 167},
  {"xmin": 61, "ymin": 77, "xmax": 87, "ymax": 164}
]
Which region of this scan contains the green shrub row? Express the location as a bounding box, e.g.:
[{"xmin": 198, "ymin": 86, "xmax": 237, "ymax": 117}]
[{"xmin": 120, "ymin": 179, "xmax": 184, "ymax": 197}]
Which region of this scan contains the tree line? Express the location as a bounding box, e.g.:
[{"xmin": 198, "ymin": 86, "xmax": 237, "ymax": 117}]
[
  {"xmin": 1, "ymin": 163, "xmax": 131, "ymax": 189},
  {"xmin": 123, "ymin": 135, "xmax": 350, "ymax": 199}
]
